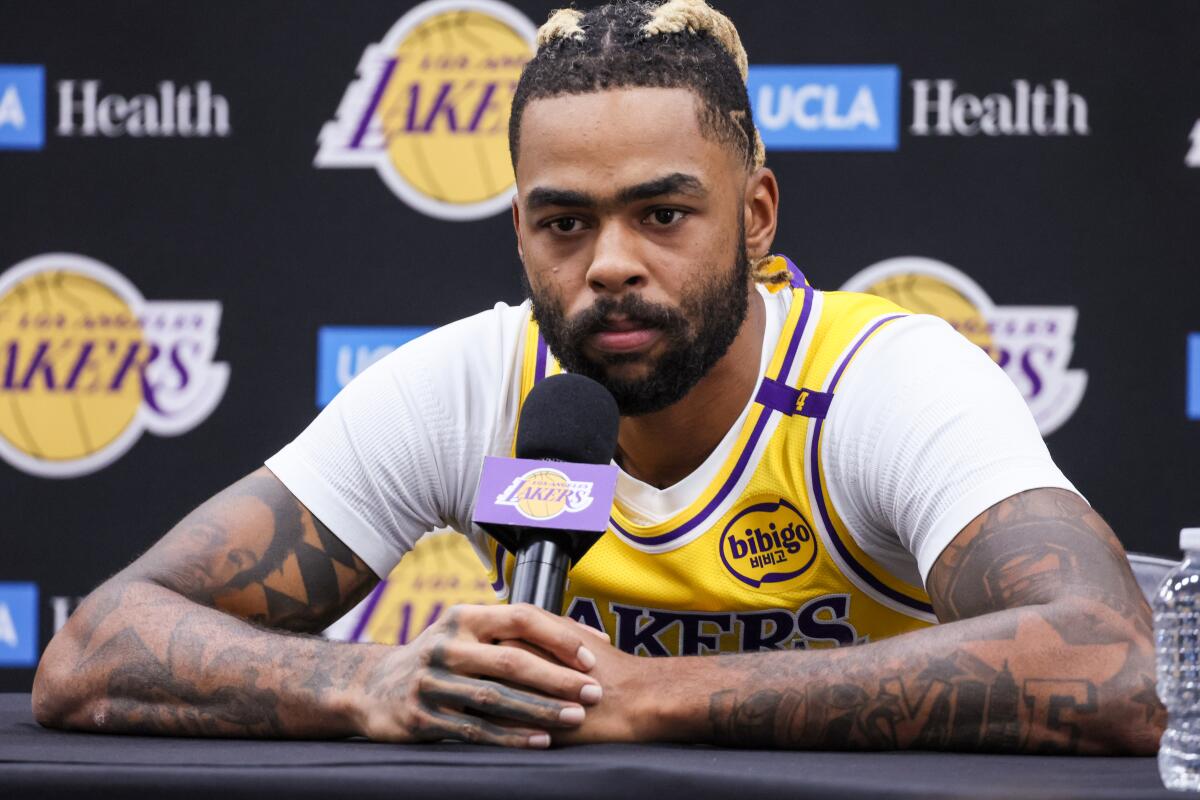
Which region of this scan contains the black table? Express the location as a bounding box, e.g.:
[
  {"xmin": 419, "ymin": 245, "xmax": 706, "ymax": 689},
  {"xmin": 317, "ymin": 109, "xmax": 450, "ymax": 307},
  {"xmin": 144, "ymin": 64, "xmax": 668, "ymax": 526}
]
[{"xmin": 0, "ymin": 694, "xmax": 1177, "ymax": 799}]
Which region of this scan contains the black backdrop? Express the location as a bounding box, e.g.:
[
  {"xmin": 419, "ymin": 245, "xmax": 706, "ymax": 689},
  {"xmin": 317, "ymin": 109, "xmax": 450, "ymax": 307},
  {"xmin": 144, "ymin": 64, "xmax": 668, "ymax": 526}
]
[{"xmin": 2, "ymin": 0, "xmax": 1198, "ymax": 690}]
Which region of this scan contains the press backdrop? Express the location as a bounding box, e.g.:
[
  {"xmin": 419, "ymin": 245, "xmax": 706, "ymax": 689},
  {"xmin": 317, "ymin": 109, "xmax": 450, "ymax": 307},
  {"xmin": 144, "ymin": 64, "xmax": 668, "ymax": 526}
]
[{"xmin": 1, "ymin": 0, "xmax": 1198, "ymax": 690}]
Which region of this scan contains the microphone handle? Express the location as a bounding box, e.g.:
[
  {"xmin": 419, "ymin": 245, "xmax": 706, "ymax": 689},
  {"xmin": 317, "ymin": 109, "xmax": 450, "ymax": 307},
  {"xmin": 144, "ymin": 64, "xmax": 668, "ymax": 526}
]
[{"xmin": 509, "ymin": 535, "xmax": 572, "ymax": 613}]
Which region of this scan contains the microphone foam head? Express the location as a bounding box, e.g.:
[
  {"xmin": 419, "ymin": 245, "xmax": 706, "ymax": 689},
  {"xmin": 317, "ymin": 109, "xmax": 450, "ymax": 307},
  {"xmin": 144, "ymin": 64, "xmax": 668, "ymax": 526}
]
[{"xmin": 516, "ymin": 373, "xmax": 619, "ymax": 465}]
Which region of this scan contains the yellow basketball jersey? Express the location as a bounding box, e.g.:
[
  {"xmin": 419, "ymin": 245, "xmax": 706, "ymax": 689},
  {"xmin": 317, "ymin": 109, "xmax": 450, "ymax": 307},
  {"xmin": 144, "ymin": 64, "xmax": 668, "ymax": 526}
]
[{"xmin": 484, "ymin": 258, "xmax": 936, "ymax": 654}]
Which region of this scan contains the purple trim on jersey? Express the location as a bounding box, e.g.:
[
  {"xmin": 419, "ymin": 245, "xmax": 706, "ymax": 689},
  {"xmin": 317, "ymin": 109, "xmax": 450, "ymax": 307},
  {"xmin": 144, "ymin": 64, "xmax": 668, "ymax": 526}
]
[
  {"xmin": 754, "ymin": 378, "xmax": 802, "ymax": 415},
  {"xmin": 611, "ymin": 283, "xmax": 814, "ymax": 547},
  {"xmin": 351, "ymin": 58, "xmax": 398, "ymax": 149},
  {"xmin": 777, "ymin": 282, "xmax": 813, "ymax": 380},
  {"xmin": 754, "ymin": 379, "xmax": 834, "ymax": 419},
  {"xmin": 785, "ymin": 256, "xmax": 806, "ymax": 288},
  {"xmin": 349, "ymin": 581, "xmax": 387, "ymax": 643},
  {"xmin": 491, "ymin": 545, "xmax": 508, "ymax": 592},
  {"xmin": 808, "ymin": 315, "xmax": 935, "ymax": 615},
  {"xmin": 534, "ymin": 335, "xmax": 548, "ymax": 384}
]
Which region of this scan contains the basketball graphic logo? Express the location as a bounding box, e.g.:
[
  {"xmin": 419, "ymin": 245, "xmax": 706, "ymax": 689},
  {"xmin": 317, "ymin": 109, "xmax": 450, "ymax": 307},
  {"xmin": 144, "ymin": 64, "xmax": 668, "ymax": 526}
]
[
  {"xmin": 841, "ymin": 256, "xmax": 1087, "ymax": 435},
  {"xmin": 495, "ymin": 467, "xmax": 595, "ymax": 521},
  {"xmin": 0, "ymin": 253, "xmax": 229, "ymax": 478},
  {"xmin": 315, "ymin": 0, "xmax": 536, "ymax": 220},
  {"xmin": 328, "ymin": 531, "xmax": 497, "ymax": 645}
]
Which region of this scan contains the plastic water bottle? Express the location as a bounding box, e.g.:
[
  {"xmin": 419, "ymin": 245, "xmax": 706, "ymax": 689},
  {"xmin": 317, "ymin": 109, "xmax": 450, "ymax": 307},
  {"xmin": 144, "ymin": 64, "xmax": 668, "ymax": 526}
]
[{"xmin": 1156, "ymin": 528, "xmax": 1200, "ymax": 791}]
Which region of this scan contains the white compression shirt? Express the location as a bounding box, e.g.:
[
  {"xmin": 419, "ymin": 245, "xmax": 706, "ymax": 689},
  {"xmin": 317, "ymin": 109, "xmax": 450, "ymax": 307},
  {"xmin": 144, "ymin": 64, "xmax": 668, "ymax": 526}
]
[{"xmin": 265, "ymin": 285, "xmax": 1080, "ymax": 590}]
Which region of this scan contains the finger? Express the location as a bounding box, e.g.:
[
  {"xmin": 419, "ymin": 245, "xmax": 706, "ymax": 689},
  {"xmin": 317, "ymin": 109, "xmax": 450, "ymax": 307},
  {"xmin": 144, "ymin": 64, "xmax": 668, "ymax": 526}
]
[
  {"xmin": 419, "ymin": 671, "xmax": 586, "ymax": 728},
  {"xmin": 571, "ymin": 618, "xmax": 611, "ymax": 643},
  {"xmin": 414, "ymin": 705, "xmax": 551, "ymax": 749},
  {"xmin": 444, "ymin": 640, "xmax": 602, "ymax": 704},
  {"xmin": 459, "ymin": 604, "xmax": 597, "ymax": 671}
]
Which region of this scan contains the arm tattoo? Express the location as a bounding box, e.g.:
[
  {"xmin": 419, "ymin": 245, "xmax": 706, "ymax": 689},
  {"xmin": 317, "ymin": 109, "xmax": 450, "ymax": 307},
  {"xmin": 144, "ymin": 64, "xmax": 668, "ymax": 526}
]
[
  {"xmin": 36, "ymin": 469, "xmax": 380, "ymax": 737},
  {"xmin": 704, "ymin": 489, "xmax": 1164, "ymax": 754},
  {"xmin": 141, "ymin": 470, "xmax": 378, "ymax": 633}
]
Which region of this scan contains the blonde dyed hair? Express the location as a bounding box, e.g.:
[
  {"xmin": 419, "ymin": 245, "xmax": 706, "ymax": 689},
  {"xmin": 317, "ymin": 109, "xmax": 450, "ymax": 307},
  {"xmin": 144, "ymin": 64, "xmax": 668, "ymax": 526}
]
[
  {"xmin": 525, "ymin": 2, "xmax": 786, "ymax": 286},
  {"xmin": 535, "ymin": 0, "xmax": 766, "ymax": 171}
]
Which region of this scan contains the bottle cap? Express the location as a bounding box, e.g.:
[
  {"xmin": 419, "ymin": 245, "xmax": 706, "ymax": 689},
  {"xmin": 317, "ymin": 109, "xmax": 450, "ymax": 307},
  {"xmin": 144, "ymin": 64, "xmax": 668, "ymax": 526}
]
[{"xmin": 1181, "ymin": 528, "xmax": 1200, "ymax": 551}]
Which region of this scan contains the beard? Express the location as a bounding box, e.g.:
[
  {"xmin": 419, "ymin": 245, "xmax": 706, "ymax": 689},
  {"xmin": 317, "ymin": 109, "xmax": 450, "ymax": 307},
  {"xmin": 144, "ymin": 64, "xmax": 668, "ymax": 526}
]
[{"xmin": 524, "ymin": 239, "xmax": 752, "ymax": 417}]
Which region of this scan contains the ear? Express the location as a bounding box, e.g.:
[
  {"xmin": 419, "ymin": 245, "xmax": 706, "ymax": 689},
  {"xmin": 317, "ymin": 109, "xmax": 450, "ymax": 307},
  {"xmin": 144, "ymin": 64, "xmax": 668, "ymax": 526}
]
[
  {"xmin": 743, "ymin": 167, "xmax": 779, "ymax": 261},
  {"xmin": 512, "ymin": 195, "xmax": 525, "ymax": 261}
]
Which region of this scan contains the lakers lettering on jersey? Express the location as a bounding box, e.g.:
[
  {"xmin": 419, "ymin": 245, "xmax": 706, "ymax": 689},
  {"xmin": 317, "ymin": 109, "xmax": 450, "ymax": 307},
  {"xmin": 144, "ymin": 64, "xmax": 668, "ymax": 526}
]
[{"xmin": 484, "ymin": 256, "xmax": 937, "ymax": 655}]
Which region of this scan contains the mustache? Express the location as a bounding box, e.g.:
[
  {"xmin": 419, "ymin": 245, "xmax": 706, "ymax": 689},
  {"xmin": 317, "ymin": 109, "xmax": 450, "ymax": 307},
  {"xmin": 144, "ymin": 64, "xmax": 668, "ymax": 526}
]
[{"xmin": 559, "ymin": 293, "xmax": 689, "ymax": 339}]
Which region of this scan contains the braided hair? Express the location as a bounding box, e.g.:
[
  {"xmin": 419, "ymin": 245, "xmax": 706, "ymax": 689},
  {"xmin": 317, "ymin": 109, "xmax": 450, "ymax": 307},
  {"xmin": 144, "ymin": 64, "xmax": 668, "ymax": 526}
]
[{"xmin": 509, "ymin": 0, "xmax": 783, "ymax": 283}]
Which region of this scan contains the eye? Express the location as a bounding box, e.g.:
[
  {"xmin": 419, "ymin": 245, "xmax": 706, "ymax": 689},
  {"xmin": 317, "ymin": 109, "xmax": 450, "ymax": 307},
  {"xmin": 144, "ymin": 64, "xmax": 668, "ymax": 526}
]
[
  {"xmin": 645, "ymin": 208, "xmax": 687, "ymax": 226},
  {"xmin": 545, "ymin": 217, "xmax": 583, "ymax": 233}
]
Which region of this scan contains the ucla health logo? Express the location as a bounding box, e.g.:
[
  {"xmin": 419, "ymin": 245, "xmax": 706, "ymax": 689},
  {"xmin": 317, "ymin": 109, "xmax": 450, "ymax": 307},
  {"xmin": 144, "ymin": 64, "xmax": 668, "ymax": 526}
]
[
  {"xmin": 843, "ymin": 257, "xmax": 1087, "ymax": 435},
  {"xmin": 1188, "ymin": 334, "xmax": 1200, "ymax": 420},
  {"xmin": 0, "ymin": 65, "xmax": 45, "ymax": 150},
  {"xmin": 317, "ymin": 326, "xmax": 432, "ymax": 407},
  {"xmin": 315, "ymin": 0, "xmax": 536, "ymax": 220},
  {"xmin": 748, "ymin": 65, "xmax": 899, "ymax": 151},
  {"xmin": 720, "ymin": 498, "xmax": 818, "ymax": 590},
  {"xmin": 0, "ymin": 583, "xmax": 38, "ymax": 667},
  {"xmin": 496, "ymin": 468, "xmax": 595, "ymax": 522},
  {"xmin": 0, "ymin": 253, "xmax": 229, "ymax": 478}
]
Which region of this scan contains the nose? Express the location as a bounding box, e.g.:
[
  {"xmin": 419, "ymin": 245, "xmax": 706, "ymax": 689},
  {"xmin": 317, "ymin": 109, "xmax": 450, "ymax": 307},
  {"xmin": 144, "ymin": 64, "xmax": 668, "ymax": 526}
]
[{"xmin": 584, "ymin": 221, "xmax": 649, "ymax": 296}]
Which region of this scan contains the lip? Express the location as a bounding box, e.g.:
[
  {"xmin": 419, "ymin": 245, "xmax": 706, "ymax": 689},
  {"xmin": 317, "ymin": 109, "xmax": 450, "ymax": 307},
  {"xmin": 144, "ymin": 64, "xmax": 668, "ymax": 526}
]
[{"xmin": 589, "ymin": 326, "xmax": 661, "ymax": 354}]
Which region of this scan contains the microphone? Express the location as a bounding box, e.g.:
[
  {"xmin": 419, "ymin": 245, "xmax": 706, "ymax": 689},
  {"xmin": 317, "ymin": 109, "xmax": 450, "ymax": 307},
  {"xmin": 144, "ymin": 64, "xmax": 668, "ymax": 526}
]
[{"xmin": 473, "ymin": 373, "xmax": 620, "ymax": 613}]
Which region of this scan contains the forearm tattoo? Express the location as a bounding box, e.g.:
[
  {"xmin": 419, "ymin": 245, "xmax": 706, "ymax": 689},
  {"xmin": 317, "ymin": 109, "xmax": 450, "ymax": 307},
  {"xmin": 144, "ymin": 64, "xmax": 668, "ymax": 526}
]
[
  {"xmin": 42, "ymin": 470, "xmax": 377, "ymax": 737},
  {"xmin": 706, "ymin": 489, "xmax": 1164, "ymax": 754}
]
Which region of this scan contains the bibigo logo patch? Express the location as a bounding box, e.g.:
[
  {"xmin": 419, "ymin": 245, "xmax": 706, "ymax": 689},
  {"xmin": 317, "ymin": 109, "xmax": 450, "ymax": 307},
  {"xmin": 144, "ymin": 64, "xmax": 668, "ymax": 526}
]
[
  {"xmin": 719, "ymin": 498, "xmax": 819, "ymax": 590},
  {"xmin": 0, "ymin": 253, "xmax": 228, "ymax": 478},
  {"xmin": 495, "ymin": 467, "xmax": 595, "ymax": 522},
  {"xmin": 315, "ymin": 0, "xmax": 536, "ymax": 220},
  {"xmin": 842, "ymin": 256, "xmax": 1087, "ymax": 436}
]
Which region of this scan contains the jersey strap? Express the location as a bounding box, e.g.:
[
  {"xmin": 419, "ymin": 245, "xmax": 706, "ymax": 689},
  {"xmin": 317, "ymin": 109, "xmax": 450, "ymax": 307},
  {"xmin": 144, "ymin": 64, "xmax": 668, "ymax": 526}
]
[{"xmin": 803, "ymin": 307, "xmax": 936, "ymax": 618}]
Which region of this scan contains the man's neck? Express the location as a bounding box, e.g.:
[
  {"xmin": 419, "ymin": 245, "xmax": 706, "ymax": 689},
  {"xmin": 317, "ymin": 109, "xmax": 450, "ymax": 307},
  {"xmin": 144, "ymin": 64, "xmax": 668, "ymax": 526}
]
[{"xmin": 615, "ymin": 289, "xmax": 765, "ymax": 490}]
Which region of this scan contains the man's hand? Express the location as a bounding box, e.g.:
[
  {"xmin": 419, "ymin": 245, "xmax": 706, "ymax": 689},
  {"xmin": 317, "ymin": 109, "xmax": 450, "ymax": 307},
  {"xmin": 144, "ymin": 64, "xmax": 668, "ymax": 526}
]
[
  {"xmin": 353, "ymin": 603, "xmax": 604, "ymax": 747},
  {"xmin": 33, "ymin": 470, "xmax": 604, "ymax": 745},
  {"xmin": 544, "ymin": 489, "xmax": 1165, "ymax": 753}
]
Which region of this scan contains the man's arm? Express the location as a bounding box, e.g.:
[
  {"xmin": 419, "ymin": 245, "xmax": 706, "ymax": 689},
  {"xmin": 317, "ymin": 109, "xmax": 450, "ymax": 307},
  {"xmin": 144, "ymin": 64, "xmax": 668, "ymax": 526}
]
[
  {"xmin": 33, "ymin": 468, "xmax": 603, "ymax": 745},
  {"xmin": 582, "ymin": 488, "xmax": 1165, "ymax": 753}
]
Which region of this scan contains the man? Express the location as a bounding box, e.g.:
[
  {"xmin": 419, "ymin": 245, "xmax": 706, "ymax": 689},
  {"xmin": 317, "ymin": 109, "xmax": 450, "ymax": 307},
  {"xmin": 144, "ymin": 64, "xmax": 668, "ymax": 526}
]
[{"xmin": 33, "ymin": 0, "xmax": 1162, "ymax": 753}]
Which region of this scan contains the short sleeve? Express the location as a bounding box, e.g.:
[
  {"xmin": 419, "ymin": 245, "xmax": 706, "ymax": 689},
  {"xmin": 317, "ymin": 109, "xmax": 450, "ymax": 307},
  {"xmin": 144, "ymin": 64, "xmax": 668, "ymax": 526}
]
[
  {"xmin": 265, "ymin": 302, "xmax": 528, "ymax": 578},
  {"xmin": 821, "ymin": 314, "xmax": 1082, "ymax": 585}
]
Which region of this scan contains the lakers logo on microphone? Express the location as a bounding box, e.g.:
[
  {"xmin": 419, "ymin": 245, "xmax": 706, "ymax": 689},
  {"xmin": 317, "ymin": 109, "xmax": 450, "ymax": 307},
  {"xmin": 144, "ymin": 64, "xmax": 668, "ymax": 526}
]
[
  {"xmin": 315, "ymin": 0, "xmax": 536, "ymax": 221},
  {"xmin": 496, "ymin": 468, "xmax": 596, "ymax": 522},
  {"xmin": 0, "ymin": 253, "xmax": 228, "ymax": 478}
]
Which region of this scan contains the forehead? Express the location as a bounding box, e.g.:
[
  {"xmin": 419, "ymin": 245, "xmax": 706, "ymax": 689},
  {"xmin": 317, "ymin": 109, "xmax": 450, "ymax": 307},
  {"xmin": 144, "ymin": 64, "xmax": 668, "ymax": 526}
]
[{"xmin": 514, "ymin": 87, "xmax": 739, "ymax": 192}]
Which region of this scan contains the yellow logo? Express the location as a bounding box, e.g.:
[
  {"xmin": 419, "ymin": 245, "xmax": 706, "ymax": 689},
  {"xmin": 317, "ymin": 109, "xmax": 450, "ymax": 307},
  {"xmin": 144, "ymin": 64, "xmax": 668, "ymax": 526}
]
[
  {"xmin": 841, "ymin": 256, "xmax": 1087, "ymax": 435},
  {"xmin": 315, "ymin": 0, "xmax": 536, "ymax": 220},
  {"xmin": 720, "ymin": 498, "xmax": 819, "ymax": 591},
  {"xmin": 0, "ymin": 253, "xmax": 228, "ymax": 478},
  {"xmin": 330, "ymin": 531, "xmax": 497, "ymax": 645},
  {"xmin": 495, "ymin": 467, "xmax": 596, "ymax": 521}
]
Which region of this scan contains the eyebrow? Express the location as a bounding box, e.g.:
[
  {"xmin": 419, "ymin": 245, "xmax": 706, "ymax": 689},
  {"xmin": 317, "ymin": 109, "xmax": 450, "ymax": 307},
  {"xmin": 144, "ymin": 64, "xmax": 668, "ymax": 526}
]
[{"xmin": 524, "ymin": 172, "xmax": 707, "ymax": 211}]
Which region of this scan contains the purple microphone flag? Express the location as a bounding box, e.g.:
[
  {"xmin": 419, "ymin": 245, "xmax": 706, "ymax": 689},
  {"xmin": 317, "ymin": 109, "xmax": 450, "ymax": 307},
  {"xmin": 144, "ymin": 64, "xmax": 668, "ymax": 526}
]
[{"xmin": 473, "ymin": 456, "xmax": 618, "ymax": 532}]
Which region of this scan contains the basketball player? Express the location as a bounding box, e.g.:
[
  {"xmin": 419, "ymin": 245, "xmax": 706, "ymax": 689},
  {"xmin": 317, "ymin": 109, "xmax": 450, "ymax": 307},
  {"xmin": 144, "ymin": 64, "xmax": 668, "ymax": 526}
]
[{"xmin": 33, "ymin": 0, "xmax": 1162, "ymax": 753}]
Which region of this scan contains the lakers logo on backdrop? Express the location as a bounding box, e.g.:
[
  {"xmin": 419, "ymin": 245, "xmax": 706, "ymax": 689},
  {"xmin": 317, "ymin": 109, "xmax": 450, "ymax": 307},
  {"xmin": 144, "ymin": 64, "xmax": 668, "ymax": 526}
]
[
  {"xmin": 0, "ymin": 253, "xmax": 228, "ymax": 478},
  {"xmin": 842, "ymin": 256, "xmax": 1086, "ymax": 435},
  {"xmin": 495, "ymin": 468, "xmax": 595, "ymax": 521},
  {"xmin": 719, "ymin": 498, "xmax": 818, "ymax": 591},
  {"xmin": 331, "ymin": 532, "xmax": 497, "ymax": 645},
  {"xmin": 315, "ymin": 0, "xmax": 536, "ymax": 220}
]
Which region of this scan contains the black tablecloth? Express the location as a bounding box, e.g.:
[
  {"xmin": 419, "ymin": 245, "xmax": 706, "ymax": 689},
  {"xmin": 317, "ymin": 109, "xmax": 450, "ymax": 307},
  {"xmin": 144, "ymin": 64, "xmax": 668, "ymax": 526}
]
[{"xmin": 0, "ymin": 694, "xmax": 1177, "ymax": 799}]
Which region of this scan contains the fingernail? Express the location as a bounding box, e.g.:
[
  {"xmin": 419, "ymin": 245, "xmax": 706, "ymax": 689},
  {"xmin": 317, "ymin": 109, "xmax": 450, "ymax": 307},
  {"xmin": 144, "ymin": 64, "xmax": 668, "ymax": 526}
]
[
  {"xmin": 580, "ymin": 683, "xmax": 603, "ymax": 703},
  {"xmin": 559, "ymin": 706, "xmax": 586, "ymax": 725},
  {"xmin": 577, "ymin": 645, "xmax": 596, "ymax": 669},
  {"xmin": 528, "ymin": 733, "xmax": 551, "ymax": 748}
]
